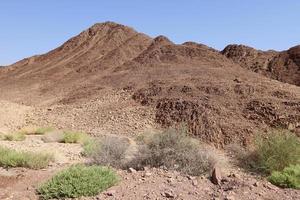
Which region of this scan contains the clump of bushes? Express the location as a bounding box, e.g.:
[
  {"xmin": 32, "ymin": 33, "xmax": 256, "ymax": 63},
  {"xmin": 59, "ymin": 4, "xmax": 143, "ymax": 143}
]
[
  {"xmin": 88, "ymin": 127, "xmax": 217, "ymax": 176},
  {"xmin": 2, "ymin": 132, "xmax": 26, "ymax": 141},
  {"xmin": 130, "ymin": 127, "xmax": 216, "ymax": 176},
  {"xmin": 268, "ymin": 165, "xmax": 300, "ymax": 189},
  {"xmin": 0, "ymin": 146, "xmax": 54, "ymax": 169},
  {"xmin": 37, "ymin": 165, "xmax": 118, "ymax": 200}
]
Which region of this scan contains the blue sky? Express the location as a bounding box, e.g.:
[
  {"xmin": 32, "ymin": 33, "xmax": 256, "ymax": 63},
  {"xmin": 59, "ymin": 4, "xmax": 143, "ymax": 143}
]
[{"xmin": 0, "ymin": 0, "xmax": 299, "ymax": 65}]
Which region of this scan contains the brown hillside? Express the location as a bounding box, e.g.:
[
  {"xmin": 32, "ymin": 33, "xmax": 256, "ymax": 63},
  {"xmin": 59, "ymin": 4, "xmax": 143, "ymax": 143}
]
[
  {"xmin": 222, "ymin": 44, "xmax": 300, "ymax": 86},
  {"xmin": 0, "ymin": 22, "xmax": 300, "ymax": 147}
]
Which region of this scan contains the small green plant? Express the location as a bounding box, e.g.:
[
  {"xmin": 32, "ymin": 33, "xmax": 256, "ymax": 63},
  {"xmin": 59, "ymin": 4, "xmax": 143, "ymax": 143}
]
[
  {"xmin": 35, "ymin": 127, "xmax": 55, "ymax": 135},
  {"xmin": 63, "ymin": 131, "xmax": 89, "ymax": 144},
  {"xmin": 254, "ymin": 130, "xmax": 300, "ymax": 173},
  {"xmin": 82, "ymin": 139, "xmax": 98, "ymax": 156},
  {"xmin": 0, "ymin": 147, "xmax": 54, "ymax": 169},
  {"xmin": 268, "ymin": 165, "xmax": 300, "ymax": 189},
  {"xmin": 37, "ymin": 165, "xmax": 118, "ymax": 199},
  {"xmin": 3, "ymin": 132, "xmax": 26, "ymax": 141}
]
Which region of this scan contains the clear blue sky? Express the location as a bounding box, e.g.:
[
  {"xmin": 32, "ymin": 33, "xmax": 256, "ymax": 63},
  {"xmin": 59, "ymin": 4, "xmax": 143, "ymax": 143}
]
[{"xmin": 1, "ymin": 0, "xmax": 299, "ymax": 65}]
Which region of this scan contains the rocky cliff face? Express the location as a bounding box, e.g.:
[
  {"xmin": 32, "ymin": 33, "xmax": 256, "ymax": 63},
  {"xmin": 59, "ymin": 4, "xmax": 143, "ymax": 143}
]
[{"xmin": 222, "ymin": 44, "xmax": 300, "ymax": 86}]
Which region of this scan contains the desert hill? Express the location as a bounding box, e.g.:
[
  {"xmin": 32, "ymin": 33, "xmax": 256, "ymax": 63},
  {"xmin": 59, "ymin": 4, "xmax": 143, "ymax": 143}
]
[
  {"xmin": 0, "ymin": 21, "xmax": 299, "ymax": 147},
  {"xmin": 222, "ymin": 44, "xmax": 300, "ymax": 86}
]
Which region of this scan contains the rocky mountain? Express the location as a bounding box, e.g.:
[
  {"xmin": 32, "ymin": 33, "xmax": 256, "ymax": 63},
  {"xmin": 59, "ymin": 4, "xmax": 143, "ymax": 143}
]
[
  {"xmin": 222, "ymin": 44, "xmax": 300, "ymax": 86},
  {"xmin": 0, "ymin": 22, "xmax": 299, "ymax": 147}
]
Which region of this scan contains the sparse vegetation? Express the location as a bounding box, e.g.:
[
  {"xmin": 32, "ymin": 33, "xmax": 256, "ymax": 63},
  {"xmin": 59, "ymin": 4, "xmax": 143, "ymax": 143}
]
[
  {"xmin": 37, "ymin": 165, "xmax": 118, "ymax": 200},
  {"xmin": 268, "ymin": 165, "xmax": 300, "ymax": 189},
  {"xmin": 63, "ymin": 131, "xmax": 89, "ymax": 144},
  {"xmin": 228, "ymin": 129, "xmax": 300, "ymax": 188},
  {"xmin": 41, "ymin": 130, "xmax": 90, "ymax": 144},
  {"xmin": 130, "ymin": 127, "xmax": 216, "ymax": 175},
  {"xmin": 41, "ymin": 130, "xmax": 64, "ymax": 143},
  {"xmin": 88, "ymin": 127, "xmax": 217, "ymax": 176},
  {"xmin": 253, "ymin": 130, "xmax": 299, "ymax": 173},
  {"xmin": 90, "ymin": 136, "xmax": 130, "ymax": 168},
  {"xmin": 82, "ymin": 139, "xmax": 98, "ymax": 156},
  {"xmin": 2, "ymin": 132, "xmax": 26, "ymax": 141},
  {"xmin": 230, "ymin": 130, "xmax": 300, "ymax": 174},
  {"xmin": 35, "ymin": 127, "xmax": 55, "ymax": 135},
  {"xmin": 19, "ymin": 125, "xmax": 54, "ymax": 135},
  {"xmin": 0, "ymin": 146, "xmax": 54, "ymax": 169}
]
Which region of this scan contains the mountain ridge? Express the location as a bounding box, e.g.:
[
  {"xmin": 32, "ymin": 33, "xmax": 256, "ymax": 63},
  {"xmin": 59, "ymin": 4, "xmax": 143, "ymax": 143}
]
[{"xmin": 0, "ymin": 21, "xmax": 299, "ymax": 147}]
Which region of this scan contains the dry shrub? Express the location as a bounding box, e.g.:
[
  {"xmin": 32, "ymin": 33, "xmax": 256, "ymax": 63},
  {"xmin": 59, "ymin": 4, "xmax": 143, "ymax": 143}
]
[
  {"xmin": 2, "ymin": 132, "xmax": 26, "ymax": 141},
  {"xmin": 42, "ymin": 131, "xmax": 64, "ymax": 143},
  {"xmin": 90, "ymin": 136, "xmax": 130, "ymax": 168},
  {"xmin": 130, "ymin": 127, "xmax": 217, "ymax": 176},
  {"xmin": 19, "ymin": 126, "xmax": 54, "ymax": 135}
]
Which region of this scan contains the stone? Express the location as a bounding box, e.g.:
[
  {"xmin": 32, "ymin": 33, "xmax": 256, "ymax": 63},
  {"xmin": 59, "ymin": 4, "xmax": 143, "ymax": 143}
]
[
  {"xmin": 105, "ymin": 190, "xmax": 116, "ymax": 196},
  {"xmin": 211, "ymin": 166, "xmax": 222, "ymax": 185},
  {"xmin": 163, "ymin": 191, "xmax": 175, "ymax": 198},
  {"xmin": 128, "ymin": 167, "xmax": 137, "ymax": 173},
  {"xmin": 253, "ymin": 182, "xmax": 259, "ymax": 187}
]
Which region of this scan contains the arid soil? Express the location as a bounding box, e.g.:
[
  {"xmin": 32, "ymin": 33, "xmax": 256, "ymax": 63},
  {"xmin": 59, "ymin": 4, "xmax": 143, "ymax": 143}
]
[
  {"xmin": 0, "ymin": 135, "xmax": 299, "ymax": 200},
  {"xmin": 0, "ymin": 22, "xmax": 299, "ymax": 199}
]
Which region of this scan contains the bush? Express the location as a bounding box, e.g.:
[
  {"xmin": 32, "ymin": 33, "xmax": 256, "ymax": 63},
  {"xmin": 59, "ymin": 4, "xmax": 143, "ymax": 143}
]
[
  {"xmin": 37, "ymin": 165, "xmax": 118, "ymax": 199},
  {"xmin": 230, "ymin": 130, "xmax": 300, "ymax": 174},
  {"xmin": 90, "ymin": 136, "xmax": 130, "ymax": 168},
  {"xmin": 63, "ymin": 131, "xmax": 89, "ymax": 144},
  {"xmin": 19, "ymin": 126, "xmax": 54, "ymax": 135},
  {"xmin": 35, "ymin": 127, "xmax": 55, "ymax": 135},
  {"xmin": 0, "ymin": 147, "xmax": 54, "ymax": 169},
  {"xmin": 268, "ymin": 165, "xmax": 300, "ymax": 189},
  {"xmin": 254, "ymin": 130, "xmax": 300, "ymax": 173},
  {"xmin": 82, "ymin": 139, "xmax": 98, "ymax": 157},
  {"xmin": 2, "ymin": 132, "xmax": 26, "ymax": 141},
  {"xmin": 130, "ymin": 127, "xmax": 216, "ymax": 176},
  {"xmin": 42, "ymin": 130, "xmax": 90, "ymax": 144},
  {"xmin": 41, "ymin": 130, "xmax": 64, "ymax": 143}
]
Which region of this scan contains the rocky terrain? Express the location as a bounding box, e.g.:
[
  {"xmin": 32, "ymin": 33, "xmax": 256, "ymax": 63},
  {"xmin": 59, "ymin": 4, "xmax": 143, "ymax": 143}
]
[
  {"xmin": 222, "ymin": 44, "xmax": 300, "ymax": 86},
  {"xmin": 0, "ymin": 22, "xmax": 299, "ymax": 199}
]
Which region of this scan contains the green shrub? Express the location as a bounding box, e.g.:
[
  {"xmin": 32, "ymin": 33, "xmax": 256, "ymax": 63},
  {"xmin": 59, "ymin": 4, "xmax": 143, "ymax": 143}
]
[
  {"xmin": 3, "ymin": 132, "xmax": 26, "ymax": 141},
  {"xmin": 230, "ymin": 130, "xmax": 300, "ymax": 174},
  {"xmin": 254, "ymin": 130, "xmax": 300, "ymax": 173},
  {"xmin": 129, "ymin": 127, "xmax": 216, "ymax": 176},
  {"xmin": 82, "ymin": 139, "xmax": 98, "ymax": 157},
  {"xmin": 0, "ymin": 147, "xmax": 54, "ymax": 169},
  {"xmin": 63, "ymin": 131, "xmax": 89, "ymax": 144},
  {"xmin": 37, "ymin": 165, "xmax": 118, "ymax": 199},
  {"xmin": 35, "ymin": 127, "xmax": 55, "ymax": 135},
  {"xmin": 268, "ymin": 165, "xmax": 300, "ymax": 189}
]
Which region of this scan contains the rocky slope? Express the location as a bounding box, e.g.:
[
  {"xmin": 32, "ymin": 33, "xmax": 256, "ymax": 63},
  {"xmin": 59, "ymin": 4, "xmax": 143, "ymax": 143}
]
[
  {"xmin": 0, "ymin": 22, "xmax": 300, "ymax": 147},
  {"xmin": 222, "ymin": 44, "xmax": 300, "ymax": 86}
]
